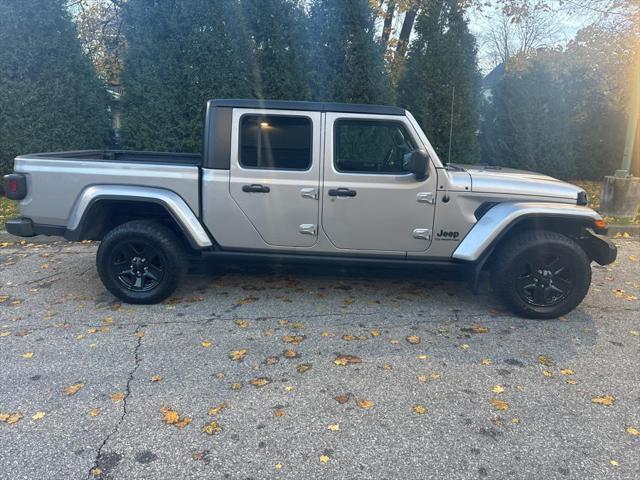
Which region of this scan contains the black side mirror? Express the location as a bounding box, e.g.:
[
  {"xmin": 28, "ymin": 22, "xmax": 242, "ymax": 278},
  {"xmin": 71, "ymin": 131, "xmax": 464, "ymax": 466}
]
[{"xmin": 407, "ymin": 150, "xmax": 429, "ymax": 181}]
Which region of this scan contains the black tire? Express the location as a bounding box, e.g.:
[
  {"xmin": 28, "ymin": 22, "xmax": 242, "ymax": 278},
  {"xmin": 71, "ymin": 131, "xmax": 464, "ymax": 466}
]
[
  {"xmin": 491, "ymin": 230, "xmax": 591, "ymax": 319},
  {"xmin": 96, "ymin": 220, "xmax": 187, "ymax": 304}
]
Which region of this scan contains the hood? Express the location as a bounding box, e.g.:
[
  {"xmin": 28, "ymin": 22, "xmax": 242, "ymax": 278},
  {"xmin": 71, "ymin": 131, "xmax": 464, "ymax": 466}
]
[{"xmin": 455, "ymin": 165, "xmax": 584, "ymax": 201}]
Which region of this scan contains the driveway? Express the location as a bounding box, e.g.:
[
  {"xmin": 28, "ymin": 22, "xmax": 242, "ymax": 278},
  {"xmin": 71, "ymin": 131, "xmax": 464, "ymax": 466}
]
[{"xmin": 0, "ymin": 238, "xmax": 638, "ymax": 479}]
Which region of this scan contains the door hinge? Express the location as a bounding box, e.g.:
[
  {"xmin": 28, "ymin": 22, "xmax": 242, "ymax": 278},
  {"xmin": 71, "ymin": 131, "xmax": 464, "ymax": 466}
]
[
  {"xmin": 301, "ymin": 188, "xmax": 319, "ymax": 200},
  {"xmin": 417, "ymin": 192, "xmax": 435, "ymax": 204},
  {"xmin": 412, "ymin": 228, "xmax": 432, "ymax": 240},
  {"xmin": 299, "ymin": 224, "xmax": 317, "ymax": 235}
]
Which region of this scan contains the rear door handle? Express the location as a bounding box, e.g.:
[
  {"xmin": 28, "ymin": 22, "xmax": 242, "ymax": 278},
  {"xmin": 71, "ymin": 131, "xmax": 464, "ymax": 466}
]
[
  {"xmin": 328, "ymin": 188, "xmax": 356, "ymax": 197},
  {"xmin": 242, "ymin": 184, "xmax": 270, "ymax": 193}
]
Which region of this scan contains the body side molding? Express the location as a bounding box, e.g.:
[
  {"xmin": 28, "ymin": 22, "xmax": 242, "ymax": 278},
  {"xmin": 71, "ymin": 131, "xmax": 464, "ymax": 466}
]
[
  {"xmin": 452, "ymin": 202, "xmax": 602, "ymax": 262},
  {"xmin": 67, "ymin": 185, "xmax": 213, "ymax": 249}
]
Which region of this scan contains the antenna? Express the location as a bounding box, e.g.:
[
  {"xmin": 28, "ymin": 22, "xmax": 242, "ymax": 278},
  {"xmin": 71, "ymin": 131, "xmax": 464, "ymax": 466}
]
[{"xmin": 447, "ymin": 85, "xmax": 455, "ymax": 165}]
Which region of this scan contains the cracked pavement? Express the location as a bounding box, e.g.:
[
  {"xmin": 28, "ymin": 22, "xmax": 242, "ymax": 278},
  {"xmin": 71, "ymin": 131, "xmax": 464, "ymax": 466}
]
[{"xmin": 0, "ymin": 238, "xmax": 639, "ymax": 480}]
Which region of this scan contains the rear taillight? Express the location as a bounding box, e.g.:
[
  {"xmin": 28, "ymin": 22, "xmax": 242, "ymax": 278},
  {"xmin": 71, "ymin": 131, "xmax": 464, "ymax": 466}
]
[{"xmin": 2, "ymin": 174, "xmax": 27, "ymax": 200}]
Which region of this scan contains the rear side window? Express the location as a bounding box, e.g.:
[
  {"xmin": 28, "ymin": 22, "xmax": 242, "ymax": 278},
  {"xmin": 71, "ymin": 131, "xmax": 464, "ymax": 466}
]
[
  {"xmin": 240, "ymin": 115, "xmax": 312, "ymax": 170},
  {"xmin": 334, "ymin": 119, "xmax": 416, "ymax": 174}
]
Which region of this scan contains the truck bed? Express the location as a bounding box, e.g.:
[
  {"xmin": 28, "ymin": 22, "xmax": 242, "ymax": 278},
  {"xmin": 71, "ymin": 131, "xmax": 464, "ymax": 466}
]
[{"xmin": 20, "ymin": 150, "xmax": 202, "ymax": 166}]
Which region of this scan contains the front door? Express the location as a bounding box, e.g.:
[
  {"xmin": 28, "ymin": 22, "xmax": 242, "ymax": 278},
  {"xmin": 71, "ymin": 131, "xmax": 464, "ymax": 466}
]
[
  {"xmin": 321, "ymin": 113, "xmax": 437, "ymax": 252},
  {"xmin": 229, "ymin": 109, "xmax": 321, "ymax": 247}
]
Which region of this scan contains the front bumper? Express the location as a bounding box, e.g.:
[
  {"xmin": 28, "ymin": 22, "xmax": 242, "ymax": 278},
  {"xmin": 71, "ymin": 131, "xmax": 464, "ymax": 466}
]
[{"xmin": 582, "ymin": 228, "xmax": 617, "ymax": 265}]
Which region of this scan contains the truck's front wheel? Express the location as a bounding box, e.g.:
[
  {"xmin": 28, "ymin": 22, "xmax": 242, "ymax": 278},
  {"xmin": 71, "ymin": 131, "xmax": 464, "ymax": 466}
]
[
  {"xmin": 491, "ymin": 230, "xmax": 591, "ymax": 319},
  {"xmin": 96, "ymin": 220, "xmax": 187, "ymax": 304}
]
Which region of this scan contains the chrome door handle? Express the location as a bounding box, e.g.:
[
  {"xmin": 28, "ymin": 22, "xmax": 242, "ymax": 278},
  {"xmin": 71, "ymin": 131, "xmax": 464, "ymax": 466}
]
[
  {"xmin": 412, "ymin": 228, "xmax": 432, "ymax": 240},
  {"xmin": 299, "ymin": 224, "xmax": 317, "ymax": 235},
  {"xmin": 301, "ymin": 188, "xmax": 318, "ymax": 200},
  {"xmin": 417, "ymin": 192, "xmax": 435, "ymax": 204}
]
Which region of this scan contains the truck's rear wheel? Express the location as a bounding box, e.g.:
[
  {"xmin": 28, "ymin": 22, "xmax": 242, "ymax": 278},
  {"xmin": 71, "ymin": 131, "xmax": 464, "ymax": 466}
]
[
  {"xmin": 491, "ymin": 230, "xmax": 591, "ymax": 319},
  {"xmin": 96, "ymin": 220, "xmax": 187, "ymax": 304}
]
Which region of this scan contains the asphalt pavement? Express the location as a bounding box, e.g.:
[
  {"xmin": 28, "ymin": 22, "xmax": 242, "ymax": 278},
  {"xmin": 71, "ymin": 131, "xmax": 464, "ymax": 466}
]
[{"xmin": 0, "ymin": 238, "xmax": 638, "ymax": 480}]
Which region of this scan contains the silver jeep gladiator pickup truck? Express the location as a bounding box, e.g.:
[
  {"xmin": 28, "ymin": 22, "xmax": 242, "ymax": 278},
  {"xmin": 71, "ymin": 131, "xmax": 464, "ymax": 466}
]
[{"xmin": 3, "ymin": 99, "xmax": 616, "ymax": 318}]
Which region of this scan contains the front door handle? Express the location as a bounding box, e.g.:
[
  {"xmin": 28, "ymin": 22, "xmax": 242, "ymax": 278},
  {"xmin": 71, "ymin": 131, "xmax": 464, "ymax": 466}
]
[
  {"xmin": 242, "ymin": 184, "xmax": 270, "ymax": 193},
  {"xmin": 328, "ymin": 188, "xmax": 356, "ymax": 197}
]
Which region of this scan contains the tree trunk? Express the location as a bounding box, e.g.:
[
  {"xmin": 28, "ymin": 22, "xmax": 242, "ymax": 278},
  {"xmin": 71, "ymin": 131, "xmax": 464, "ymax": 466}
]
[
  {"xmin": 381, "ymin": 0, "xmax": 396, "ymax": 45},
  {"xmin": 395, "ymin": 3, "xmax": 418, "ymax": 59}
]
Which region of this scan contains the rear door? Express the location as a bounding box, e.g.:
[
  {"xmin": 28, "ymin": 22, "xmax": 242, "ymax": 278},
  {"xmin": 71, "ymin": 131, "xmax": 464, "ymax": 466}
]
[
  {"xmin": 229, "ymin": 109, "xmax": 321, "ymax": 247},
  {"xmin": 321, "ymin": 113, "xmax": 437, "ymax": 252}
]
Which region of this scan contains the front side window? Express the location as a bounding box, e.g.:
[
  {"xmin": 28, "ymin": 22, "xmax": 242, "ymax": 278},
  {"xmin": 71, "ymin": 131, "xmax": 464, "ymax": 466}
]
[
  {"xmin": 240, "ymin": 115, "xmax": 312, "ymax": 170},
  {"xmin": 334, "ymin": 120, "xmax": 416, "ymax": 174}
]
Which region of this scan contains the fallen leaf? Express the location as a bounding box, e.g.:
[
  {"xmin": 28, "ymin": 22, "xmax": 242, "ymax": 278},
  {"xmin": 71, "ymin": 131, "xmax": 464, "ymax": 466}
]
[
  {"xmin": 0, "ymin": 331, "xmax": 11, "ymax": 337},
  {"xmin": 356, "ymin": 399, "xmax": 374, "ymax": 410},
  {"xmin": 201, "ymin": 340, "xmax": 212, "ymax": 348},
  {"xmin": 0, "ymin": 412, "xmax": 23, "ymax": 424},
  {"xmin": 111, "ymin": 392, "xmax": 125, "ymax": 403},
  {"xmin": 296, "ymin": 363, "xmax": 312, "ymax": 374},
  {"xmin": 417, "ymin": 354, "xmax": 429, "ymax": 360},
  {"xmin": 282, "ymin": 350, "xmax": 299, "ymax": 358},
  {"xmin": 249, "ymin": 377, "xmax": 271, "ymax": 388},
  {"xmin": 275, "ymin": 463, "xmax": 283, "ymax": 470},
  {"xmin": 370, "ymin": 330, "xmax": 381, "ymax": 337},
  {"xmin": 333, "ymin": 354, "xmax": 362, "ymax": 366},
  {"xmin": 21, "ymin": 352, "xmax": 34, "ymax": 359},
  {"xmin": 320, "ymin": 454, "xmax": 330, "ymax": 464},
  {"xmin": 489, "ymin": 399, "xmax": 509, "ymax": 411},
  {"xmin": 492, "ymin": 385, "xmax": 505, "ymax": 394},
  {"xmin": 460, "ymin": 324, "xmax": 489, "ymax": 334},
  {"xmin": 334, "ymin": 394, "xmax": 351, "ymax": 404},
  {"xmin": 234, "ymin": 319, "xmax": 249, "ymax": 328},
  {"xmin": 342, "ymin": 334, "xmax": 357, "ymax": 341},
  {"xmin": 229, "ymin": 349, "xmax": 247, "ymax": 361},
  {"xmin": 592, "ymin": 395, "xmax": 615, "ymax": 406},
  {"xmin": 406, "ymin": 335, "xmax": 421, "ymax": 345},
  {"xmin": 230, "ymin": 382, "xmax": 242, "ymax": 390},
  {"xmin": 202, "ymin": 421, "xmax": 222, "ymax": 435},
  {"xmin": 89, "ymin": 408, "xmax": 101, "ymax": 417},
  {"xmin": 160, "ymin": 406, "xmax": 191, "ymax": 428},
  {"xmin": 460, "ymin": 344, "xmax": 470, "ymax": 350},
  {"xmin": 626, "ymin": 426, "xmax": 639, "ymax": 436},
  {"xmin": 560, "ymin": 369, "xmax": 575, "ymax": 375},
  {"xmin": 150, "ymin": 375, "xmax": 162, "ymax": 382},
  {"xmin": 90, "ymin": 467, "xmax": 102, "ymax": 477},
  {"xmin": 327, "ymin": 423, "xmax": 340, "ymax": 431},
  {"xmin": 610, "ymin": 460, "xmax": 619, "ymax": 466},
  {"xmin": 630, "ymin": 330, "xmax": 639, "ymax": 337},
  {"xmin": 282, "ymin": 334, "xmax": 305, "ymax": 345},
  {"xmin": 208, "ymin": 403, "xmax": 226, "ymax": 416},
  {"xmin": 481, "ymin": 358, "xmax": 492, "ymax": 366},
  {"xmin": 32, "ymin": 411, "xmax": 46, "ymax": 421},
  {"xmin": 542, "ymin": 370, "xmax": 553, "ymax": 377},
  {"xmin": 566, "ymin": 379, "xmax": 578, "ymax": 385},
  {"xmin": 64, "ymin": 383, "xmax": 84, "ymax": 396},
  {"xmin": 237, "ymin": 296, "xmax": 258, "ymax": 305},
  {"xmin": 538, "ymin": 355, "xmax": 555, "ymax": 367},
  {"xmin": 274, "ymin": 409, "xmax": 286, "ymax": 417},
  {"xmin": 413, "ymin": 404, "xmax": 427, "ymax": 414}
]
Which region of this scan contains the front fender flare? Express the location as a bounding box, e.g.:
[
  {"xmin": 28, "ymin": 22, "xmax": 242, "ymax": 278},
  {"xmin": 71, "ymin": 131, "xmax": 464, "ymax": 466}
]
[
  {"xmin": 66, "ymin": 185, "xmax": 213, "ymax": 249},
  {"xmin": 452, "ymin": 202, "xmax": 602, "ymax": 262}
]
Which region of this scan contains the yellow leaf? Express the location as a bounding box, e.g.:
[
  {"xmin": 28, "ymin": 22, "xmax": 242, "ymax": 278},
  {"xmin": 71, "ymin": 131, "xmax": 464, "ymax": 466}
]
[
  {"xmin": 489, "ymin": 399, "xmax": 509, "ymax": 411},
  {"xmin": 201, "ymin": 340, "xmax": 212, "ymax": 348},
  {"xmin": 274, "ymin": 409, "xmax": 286, "ymax": 417},
  {"xmin": 492, "ymin": 385, "xmax": 505, "ymax": 394},
  {"xmin": 31, "ymin": 411, "xmax": 46, "ymax": 421},
  {"xmin": 333, "ymin": 354, "xmax": 362, "ymax": 366},
  {"xmin": 150, "ymin": 375, "xmax": 162, "ymax": 382},
  {"xmin": 230, "ymin": 383, "xmax": 242, "ymax": 390},
  {"xmin": 460, "ymin": 344, "xmax": 470, "ymax": 350},
  {"xmin": 417, "ymin": 375, "xmax": 427, "ymax": 383},
  {"xmin": 234, "ymin": 319, "xmax": 249, "ymax": 328},
  {"xmin": 21, "ymin": 352, "xmax": 34, "ymax": 359},
  {"xmin": 64, "ymin": 383, "xmax": 84, "ymax": 396},
  {"xmin": 626, "ymin": 426, "xmax": 639, "ymax": 436},
  {"xmin": 342, "ymin": 334, "xmax": 357, "ymax": 341},
  {"xmin": 566, "ymin": 379, "xmax": 578, "ymax": 385},
  {"xmin": 610, "ymin": 460, "xmax": 619, "ymax": 466},
  {"xmin": 417, "ymin": 354, "xmax": 429, "ymax": 360},
  {"xmin": 319, "ymin": 455, "xmax": 330, "ymax": 464},
  {"xmin": 208, "ymin": 403, "xmax": 226, "ymax": 416},
  {"xmin": 356, "ymin": 399, "xmax": 374, "ymax": 410},
  {"xmin": 0, "ymin": 331, "xmax": 10, "ymax": 337},
  {"xmin": 229, "ymin": 349, "xmax": 247, "ymax": 361},
  {"xmin": 237, "ymin": 296, "xmax": 258, "ymax": 305},
  {"xmin": 89, "ymin": 408, "xmax": 100, "ymax": 417},
  {"xmin": 202, "ymin": 421, "xmax": 222, "ymax": 435},
  {"xmin": 111, "ymin": 392, "xmax": 125, "ymax": 403},
  {"xmin": 0, "ymin": 412, "xmax": 23, "ymax": 424},
  {"xmin": 370, "ymin": 330, "xmax": 381, "ymax": 337},
  {"xmin": 382, "ymin": 363, "xmax": 393, "ymax": 370},
  {"xmin": 296, "ymin": 363, "xmax": 312, "ymax": 373},
  {"xmin": 592, "ymin": 395, "xmax": 615, "ymax": 406},
  {"xmin": 413, "ymin": 404, "xmax": 427, "ymax": 414},
  {"xmin": 249, "ymin": 377, "xmax": 271, "ymax": 387},
  {"xmin": 160, "ymin": 406, "xmax": 191, "ymax": 428},
  {"xmin": 538, "ymin": 355, "xmax": 555, "ymax": 367},
  {"xmin": 283, "ymin": 349, "xmax": 299, "ymax": 358},
  {"xmin": 327, "ymin": 423, "xmax": 340, "ymax": 431},
  {"xmin": 406, "ymin": 335, "xmax": 421, "ymax": 345},
  {"xmin": 481, "ymin": 358, "xmax": 492, "ymax": 366},
  {"xmin": 91, "ymin": 467, "xmax": 103, "ymax": 477},
  {"xmin": 560, "ymin": 369, "xmax": 575, "ymax": 375},
  {"xmin": 281, "ymin": 334, "xmax": 305, "ymax": 345},
  {"xmin": 275, "ymin": 463, "xmax": 283, "ymax": 470},
  {"xmin": 630, "ymin": 330, "xmax": 639, "ymax": 337},
  {"xmin": 134, "ymin": 331, "xmax": 145, "ymax": 338},
  {"xmin": 542, "ymin": 370, "xmax": 553, "ymax": 377}
]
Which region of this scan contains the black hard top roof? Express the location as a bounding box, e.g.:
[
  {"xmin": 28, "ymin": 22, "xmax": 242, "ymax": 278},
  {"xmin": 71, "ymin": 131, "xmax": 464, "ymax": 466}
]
[{"xmin": 208, "ymin": 99, "xmax": 406, "ymax": 116}]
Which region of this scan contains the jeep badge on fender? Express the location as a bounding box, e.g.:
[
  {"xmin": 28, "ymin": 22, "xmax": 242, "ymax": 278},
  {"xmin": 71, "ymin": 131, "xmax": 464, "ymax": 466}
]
[{"xmin": 3, "ymin": 99, "xmax": 616, "ymax": 319}]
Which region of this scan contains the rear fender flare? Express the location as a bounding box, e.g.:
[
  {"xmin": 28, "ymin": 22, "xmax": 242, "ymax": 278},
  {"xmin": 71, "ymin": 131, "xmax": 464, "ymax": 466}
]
[{"xmin": 66, "ymin": 185, "xmax": 213, "ymax": 249}]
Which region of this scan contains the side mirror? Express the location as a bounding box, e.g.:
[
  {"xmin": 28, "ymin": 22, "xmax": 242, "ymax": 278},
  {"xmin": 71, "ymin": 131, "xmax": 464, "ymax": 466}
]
[{"xmin": 407, "ymin": 150, "xmax": 429, "ymax": 181}]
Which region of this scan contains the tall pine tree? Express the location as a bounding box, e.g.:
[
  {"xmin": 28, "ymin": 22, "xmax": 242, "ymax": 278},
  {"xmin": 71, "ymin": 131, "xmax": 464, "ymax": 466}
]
[
  {"xmin": 309, "ymin": 0, "xmax": 391, "ymax": 104},
  {"xmin": 397, "ymin": 0, "xmax": 481, "ymax": 164},
  {"xmin": 0, "ymin": 0, "xmax": 111, "ymax": 174},
  {"xmin": 241, "ymin": 0, "xmax": 310, "ymax": 100},
  {"xmin": 120, "ymin": 0, "xmax": 253, "ymax": 152}
]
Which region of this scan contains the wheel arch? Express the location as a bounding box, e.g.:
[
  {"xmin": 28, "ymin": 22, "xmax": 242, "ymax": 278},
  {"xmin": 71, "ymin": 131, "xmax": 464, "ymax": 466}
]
[{"xmin": 65, "ymin": 185, "xmax": 213, "ymax": 250}]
